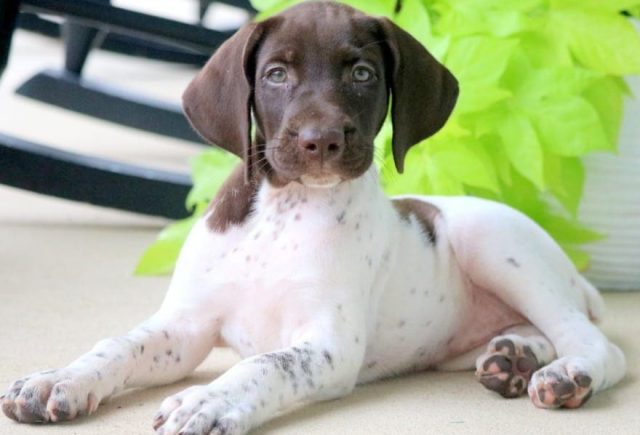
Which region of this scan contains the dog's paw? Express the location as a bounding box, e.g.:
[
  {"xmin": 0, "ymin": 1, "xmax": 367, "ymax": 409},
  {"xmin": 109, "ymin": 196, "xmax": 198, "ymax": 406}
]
[
  {"xmin": 153, "ymin": 385, "xmax": 251, "ymax": 435},
  {"xmin": 528, "ymin": 357, "xmax": 593, "ymax": 409},
  {"xmin": 475, "ymin": 335, "xmax": 541, "ymax": 398},
  {"xmin": 1, "ymin": 369, "xmax": 100, "ymax": 423}
]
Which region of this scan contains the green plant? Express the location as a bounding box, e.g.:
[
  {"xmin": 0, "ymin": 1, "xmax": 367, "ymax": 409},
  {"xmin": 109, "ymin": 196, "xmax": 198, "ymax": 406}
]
[{"xmin": 136, "ymin": 0, "xmax": 640, "ymax": 275}]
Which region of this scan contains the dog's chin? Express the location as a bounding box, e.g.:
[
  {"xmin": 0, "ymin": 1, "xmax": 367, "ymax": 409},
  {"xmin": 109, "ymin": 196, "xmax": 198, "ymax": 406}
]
[{"xmin": 299, "ymin": 174, "xmax": 343, "ymax": 189}]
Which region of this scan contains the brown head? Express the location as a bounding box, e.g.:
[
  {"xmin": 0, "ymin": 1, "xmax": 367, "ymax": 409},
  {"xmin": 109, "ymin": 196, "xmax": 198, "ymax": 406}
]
[{"xmin": 183, "ymin": 1, "xmax": 458, "ymax": 188}]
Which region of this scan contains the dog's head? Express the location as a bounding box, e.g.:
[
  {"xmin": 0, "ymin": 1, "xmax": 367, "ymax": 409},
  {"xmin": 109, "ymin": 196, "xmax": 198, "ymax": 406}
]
[{"xmin": 183, "ymin": 1, "xmax": 458, "ymax": 188}]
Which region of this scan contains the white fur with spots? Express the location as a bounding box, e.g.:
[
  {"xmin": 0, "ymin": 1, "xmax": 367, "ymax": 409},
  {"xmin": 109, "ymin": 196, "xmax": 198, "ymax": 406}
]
[{"xmin": 1, "ymin": 167, "xmax": 626, "ymax": 433}]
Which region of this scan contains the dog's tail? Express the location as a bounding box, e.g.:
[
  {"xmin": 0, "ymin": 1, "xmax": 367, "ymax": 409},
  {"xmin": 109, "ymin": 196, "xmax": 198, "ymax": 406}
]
[{"xmin": 577, "ymin": 274, "xmax": 606, "ymax": 324}]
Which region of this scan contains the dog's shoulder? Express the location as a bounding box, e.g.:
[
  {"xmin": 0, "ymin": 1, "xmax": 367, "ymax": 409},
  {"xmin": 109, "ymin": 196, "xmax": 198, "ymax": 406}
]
[{"xmin": 207, "ymin": 164, "xmax": 261, "ymax": 232}]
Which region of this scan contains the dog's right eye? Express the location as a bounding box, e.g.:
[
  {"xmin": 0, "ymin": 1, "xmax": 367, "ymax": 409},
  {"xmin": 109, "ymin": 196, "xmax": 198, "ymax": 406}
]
[{"xmin": 266, "ymin": 67, "xmax": 288, "ymax": 84}]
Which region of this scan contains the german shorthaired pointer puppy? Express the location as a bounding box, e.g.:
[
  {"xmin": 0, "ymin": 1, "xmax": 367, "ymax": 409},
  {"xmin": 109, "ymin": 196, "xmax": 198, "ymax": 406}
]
[{"xmin": 2, "ymin": 2, "xmax": 626, "ymax": 433}]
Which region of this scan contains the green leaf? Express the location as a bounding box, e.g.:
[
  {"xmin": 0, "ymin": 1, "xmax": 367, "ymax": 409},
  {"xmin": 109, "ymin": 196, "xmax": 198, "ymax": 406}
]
[
  {"xmin": 550, "ymin": 0, "xmax": 640, "ymax": 12},
  {"xmin": 533, "ymin": 96, "xmax": 613, "ymax": 156},
  {"xmin": 437, "ymin": 8, "xmax": 529, "ymax": 39},
  {"xmin": 338, "ymin": 0, "xmax": 396, "ymax": 16},
  {"xmin": 553, "ymin": 10, "xmax": 640, "ymax": 75},
  {"xmin": 498, "ymin": 111, "xmax": 545, "ymax": 189},
  {"xmin": 583, "ymin": 77, "xmax": 626, "ymax": 146},
  {"xmin": 135, "ymin": 214, "xmax": 201, "ymax": 276},
  {"xmin": 456, "ymin": 84, "xmax": 512, "ymax": 114},
  {"xmin": 544, "ymin": 155, "xmax": 584, "ymax": 217},
  {"xmin": 515, "ymin": 29, "xmax": 573, "ymax": 68},
  {"xmin": 186, "ymin": 150, "xmax": 239, "ymax": 211},
  {"xmin": 250, "ymin": 0, "xmax": 287, "ymax": 11},
  {"xmin": 426, "ymin": 157, "xmax": 466, "ymax": 195},
  {"xmin": 383, "ymin": 145, "xmax": 433, "ymax": 195},
  {"xmin": 429, "ymin": 140, "xmax": 500, "ymax": 193},
  {"xmin": 445, "ymin": 36, "xmax": 518, "ymax": 87},
  {"xmin": 394, "ymin": 1, "xmax": 451, "ymax": 62},
  {"xmin": 480, "ymin": 135, "xmax": 512, "ymax": 185},
  {"xmin": 509, "ymin": 66, "xmax": 601, "ymax": 107},
  {"xmin": 561, "ymin": 245, "xmax": 591, "ymax": 272},
  {"xmin": 538, "ymin": 214, "xmax": 604, "ymax": 245},
  {"xmin": 438, "ymin": 0, "xmax": 544, "ymax": 11},
  {"xmin": 253, "ymin": 0, "xmax": 300, "ymax": 19},
  {"xmin": 499, "ymin": 169, "xmax": 550, "ymax": 219},
  {"xmin": 461, "ymin": 104, "xmax": 508, "ymax": 137},
  {"xmin": 394, "ymin": 0, "xmax": 433, "ymax": 48}
]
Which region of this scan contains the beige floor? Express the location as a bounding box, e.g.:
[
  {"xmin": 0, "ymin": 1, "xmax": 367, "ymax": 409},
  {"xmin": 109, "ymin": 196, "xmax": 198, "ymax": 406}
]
[{"xmin": 1, "ymin": 25, "xmax": 639, "ymax": 435}]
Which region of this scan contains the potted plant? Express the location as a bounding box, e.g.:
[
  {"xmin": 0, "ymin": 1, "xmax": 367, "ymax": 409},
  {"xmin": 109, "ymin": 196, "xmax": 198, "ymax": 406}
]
[
  {"xmin": 136, "ymin": 0, "xmax": 640, "ymax": 283},
  {"xmin": 579, "ymin": 14, "xmax": 640, "ymax": 290}
]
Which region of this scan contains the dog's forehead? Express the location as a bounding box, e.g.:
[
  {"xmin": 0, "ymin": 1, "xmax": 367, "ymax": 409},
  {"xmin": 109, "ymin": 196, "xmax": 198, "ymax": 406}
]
[
  {"xmin": 260, "ymin": 2, "xmax": 380, "ymax": 60},
  {"xmin": 277, "ymin": 1, "xmax": 368, "ymax": 27}
]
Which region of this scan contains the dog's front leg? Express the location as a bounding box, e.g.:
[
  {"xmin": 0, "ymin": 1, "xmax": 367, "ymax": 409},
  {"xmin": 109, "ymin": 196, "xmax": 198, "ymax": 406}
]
[
  {"xmin": 153, "ymin": 315, "xmax": 366, "ymax": 435},
  {"xmin": 1, "ymin": 310, "xmax": 218, "ymax": 423}
]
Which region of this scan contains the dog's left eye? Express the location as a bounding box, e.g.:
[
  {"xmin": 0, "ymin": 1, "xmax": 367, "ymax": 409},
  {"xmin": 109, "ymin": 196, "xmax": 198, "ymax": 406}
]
[{"xmin": 352, "ymin": 65, "xmax": 375, "ymax": 83}]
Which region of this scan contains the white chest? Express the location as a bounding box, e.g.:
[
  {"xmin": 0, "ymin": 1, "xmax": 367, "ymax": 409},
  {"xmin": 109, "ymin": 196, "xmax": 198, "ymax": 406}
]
[
  {"xmin": 203, "ymin": 174, "xmax": 393, "ymax": 356},
  {"xmin": 166, "ymin": 172, "xmax": 471, "ymax": 370}
]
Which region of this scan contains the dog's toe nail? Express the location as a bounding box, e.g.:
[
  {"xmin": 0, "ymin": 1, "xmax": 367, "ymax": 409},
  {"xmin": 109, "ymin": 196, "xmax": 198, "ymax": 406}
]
[{"xmin": 152, "ymin": 412, "xmax": 166, "ymax": 430}]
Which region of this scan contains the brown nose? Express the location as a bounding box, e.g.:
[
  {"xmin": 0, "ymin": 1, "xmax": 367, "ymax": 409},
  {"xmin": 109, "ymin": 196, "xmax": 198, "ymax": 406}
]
[{"xmin": 297, "ymin": 127, "xmax": 345, "ymax": 162}]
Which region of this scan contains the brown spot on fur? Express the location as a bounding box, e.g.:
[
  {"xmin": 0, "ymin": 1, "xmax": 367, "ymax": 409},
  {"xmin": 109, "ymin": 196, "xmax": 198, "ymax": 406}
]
[
  {"xmin": 507, "ymin": 257, "xmax": 520, "ymax": 268},
  {"xmin": 392, "ymin": 198, "xmax": 440, "ymax": 244},
  {"xmin": 207, "ymin": 164, "xmax": 261, "ymax": 232}
]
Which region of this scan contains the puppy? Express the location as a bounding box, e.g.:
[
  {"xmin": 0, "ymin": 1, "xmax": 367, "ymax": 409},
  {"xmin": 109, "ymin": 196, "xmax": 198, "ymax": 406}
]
[{"xmin": 1, "ymin": 2, "xmax": 626, "ymax": 434}]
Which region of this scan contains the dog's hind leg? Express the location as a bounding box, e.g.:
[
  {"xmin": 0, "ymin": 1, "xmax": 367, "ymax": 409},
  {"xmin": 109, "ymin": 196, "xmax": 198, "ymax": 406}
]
[{"xmin": 432, "ymin": 196, "xmax": 626, "ymax": 409}]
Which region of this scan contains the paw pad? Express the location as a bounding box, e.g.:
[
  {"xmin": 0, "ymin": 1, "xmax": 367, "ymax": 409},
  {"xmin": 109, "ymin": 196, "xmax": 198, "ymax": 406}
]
[
  {"xmin": 529, "ymin": 360, "xmax": 593, "ymax": 409},
  {"xmin": 476, "ymin": 337, "xmax": 540, "ymax": 398}
]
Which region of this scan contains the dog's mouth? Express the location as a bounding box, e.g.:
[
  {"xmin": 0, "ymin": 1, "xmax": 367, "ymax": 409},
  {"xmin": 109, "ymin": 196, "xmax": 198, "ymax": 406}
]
[
  {"xmin": 268, "ymin": 161, "xmax": 362, "ymax": 190},
  {"xmin": 298, "ymin": 173, "xmax": 343, "ymax": 189},
  {"xmin": 260, "ymin": 135, "xmax": 374, "ymax": 188}
]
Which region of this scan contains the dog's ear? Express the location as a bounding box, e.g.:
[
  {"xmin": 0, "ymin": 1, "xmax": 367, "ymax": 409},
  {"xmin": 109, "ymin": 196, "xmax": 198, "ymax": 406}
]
[
  {"xmin": 378, "ymin": 18, "xmax": 459, "ymax": 173},
  {"xmin": 182, "ymin": 22, "xmax": 265, "ymax": 181}
]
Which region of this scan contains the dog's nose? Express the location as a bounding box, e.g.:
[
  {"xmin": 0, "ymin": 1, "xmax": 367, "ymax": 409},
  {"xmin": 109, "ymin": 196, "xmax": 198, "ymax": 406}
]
[{"xmin": 297, "ymin": 127, "xmax": 345, "ymax": 161}]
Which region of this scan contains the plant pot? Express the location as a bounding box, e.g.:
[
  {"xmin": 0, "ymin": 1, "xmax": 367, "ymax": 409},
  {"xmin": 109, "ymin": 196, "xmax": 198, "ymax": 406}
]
[{"xmin": 579, "ymin": 74, "xmax": 640, "ymax": 291}]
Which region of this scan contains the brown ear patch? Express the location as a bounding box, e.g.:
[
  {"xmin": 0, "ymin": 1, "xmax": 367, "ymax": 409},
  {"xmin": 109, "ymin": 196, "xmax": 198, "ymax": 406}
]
[
  {"xmin": 182, "ymin": 21, "xmax": 268, "ymax": 182},
  {"xmin": 392, "ymin": 198, "xmax": 440, "ymax": 244},
  {"xmin": 378, "ymin": 17, "xmax": 459, "ymax": 173},
  {"xmin": 207, "ymin": 164, "xmax": 262, "ymax": 232}
]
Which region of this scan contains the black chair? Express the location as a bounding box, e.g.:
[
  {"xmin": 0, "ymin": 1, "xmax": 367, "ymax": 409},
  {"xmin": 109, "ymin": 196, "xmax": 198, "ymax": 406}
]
[{"xmin": 0, "ymin": 0, "xmax": 253, "ymax": 219}]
